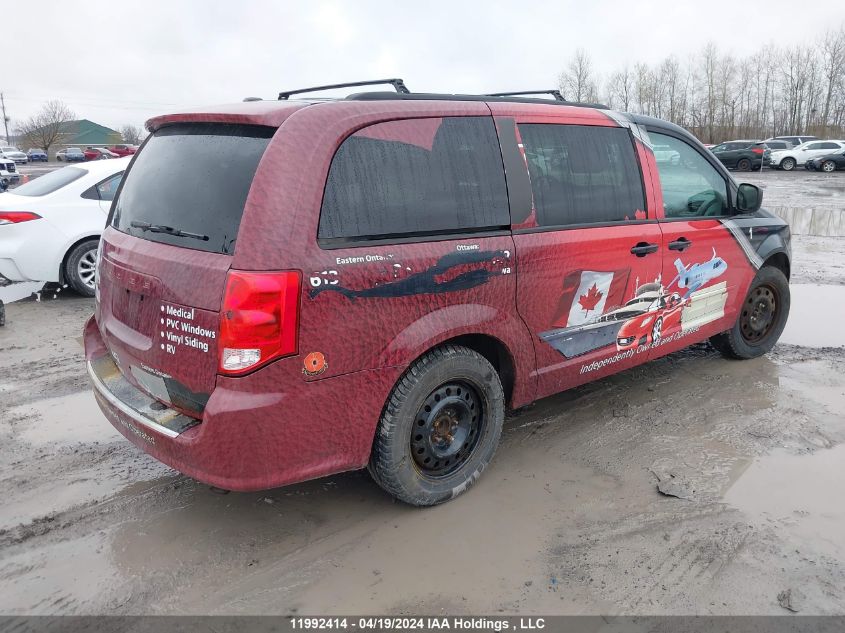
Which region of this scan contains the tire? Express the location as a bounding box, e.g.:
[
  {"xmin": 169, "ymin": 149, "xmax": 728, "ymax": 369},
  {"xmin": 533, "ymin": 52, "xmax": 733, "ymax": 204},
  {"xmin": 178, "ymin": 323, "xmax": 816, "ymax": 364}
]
[
  {"xmin": 64, "ymin": 240, "xmax": 99, "ymax": 297},
  {"xmin": 737, "ymin": 158, "xmax": 752, "ymax": 171},
  {"xmin": 710, "ymin": 266, "xmax": 790, "ymax": 360},
  {"xmin": 781, "ymin": 157, "xmax": 796, "ymax": 171},
  {"xmin": 368, "ymin": 344, "xmax": 505, "ymax": 506},
  {"xmin": 822, "ymin": 161, "xmax": 836, "ymax": 173}
]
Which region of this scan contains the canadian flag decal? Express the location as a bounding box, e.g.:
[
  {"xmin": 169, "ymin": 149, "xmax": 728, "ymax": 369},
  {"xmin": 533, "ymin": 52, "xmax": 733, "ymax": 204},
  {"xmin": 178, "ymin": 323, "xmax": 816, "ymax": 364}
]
[{"xmin": 551, "ymin": 269, "xmax": 631, "ymax": 329}]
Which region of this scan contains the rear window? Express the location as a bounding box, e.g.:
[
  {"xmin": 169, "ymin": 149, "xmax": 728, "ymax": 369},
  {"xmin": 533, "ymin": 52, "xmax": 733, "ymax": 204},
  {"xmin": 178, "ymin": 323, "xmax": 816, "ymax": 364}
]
[
  {"xmin": 318, "ymin": 117, "xmax": 509, "ymax": 241},
  {"xmin": 111, "ymin": 123, "xmax": 273, "ymax": 255},
  {"xmin": 12, "ymin": 166, "xmax": 87, "ymax": 196}
]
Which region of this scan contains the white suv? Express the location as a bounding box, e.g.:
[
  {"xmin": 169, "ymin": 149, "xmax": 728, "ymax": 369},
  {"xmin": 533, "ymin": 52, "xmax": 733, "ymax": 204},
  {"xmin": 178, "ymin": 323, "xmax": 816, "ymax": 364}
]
[{"xmin": 769, "ymin": 140, "xmax": 845, "ymax": 171}]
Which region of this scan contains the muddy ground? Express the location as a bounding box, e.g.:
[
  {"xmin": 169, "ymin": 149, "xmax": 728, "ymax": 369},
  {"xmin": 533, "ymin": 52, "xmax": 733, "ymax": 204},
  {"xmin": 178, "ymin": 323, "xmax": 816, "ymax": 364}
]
[{"xmin": 1, "ymin": 166, "xmax": 844, "ymax": 615}]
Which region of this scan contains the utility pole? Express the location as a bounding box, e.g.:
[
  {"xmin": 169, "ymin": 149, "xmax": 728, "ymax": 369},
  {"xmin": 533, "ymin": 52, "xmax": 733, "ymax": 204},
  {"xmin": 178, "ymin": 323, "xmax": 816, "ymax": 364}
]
[{"xmin": 0, "ymin": 92, "xmax": 9, "ymax": 142}]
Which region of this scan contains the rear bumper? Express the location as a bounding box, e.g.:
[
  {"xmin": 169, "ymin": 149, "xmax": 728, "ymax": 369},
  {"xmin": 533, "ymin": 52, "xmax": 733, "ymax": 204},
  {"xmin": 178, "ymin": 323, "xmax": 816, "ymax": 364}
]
[{"xmin": 84, "ymin": 315, "xmax": 401, "ymax": 491}]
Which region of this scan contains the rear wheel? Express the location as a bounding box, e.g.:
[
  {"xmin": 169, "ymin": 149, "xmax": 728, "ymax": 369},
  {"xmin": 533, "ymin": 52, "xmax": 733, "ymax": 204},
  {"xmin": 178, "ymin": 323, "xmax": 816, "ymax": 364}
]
[
  {"xmin": 781, "ymin": 157, "xmax": 796, "ymax": 171},
  {"xmin": 64, "ymin": 240, "xmax": 98, "ymax": 297},
  {"xmin": 737, "ymin": 158, "xmax": 752, "ymax": 171},
  {"xmin": 368, "ymin": 344, "xmax": 505, "ymax": 506},
  {"xmin": 822, "ymin": 160, "xmax": 836, "ymax": 173},
  {"xmin": 710, "ymin": 266, "xmax": 790, "ymax": 360}
]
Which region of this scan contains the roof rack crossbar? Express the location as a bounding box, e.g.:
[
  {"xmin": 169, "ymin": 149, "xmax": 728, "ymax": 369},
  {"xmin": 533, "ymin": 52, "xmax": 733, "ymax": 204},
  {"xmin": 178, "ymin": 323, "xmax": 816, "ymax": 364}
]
[
  {"xmin": 278, "ymin": 78, "xmax": 410, "ymax": 100},
  {"xmin": 485, "ymin": 90, "xmax": 566, "ymax": 101}
]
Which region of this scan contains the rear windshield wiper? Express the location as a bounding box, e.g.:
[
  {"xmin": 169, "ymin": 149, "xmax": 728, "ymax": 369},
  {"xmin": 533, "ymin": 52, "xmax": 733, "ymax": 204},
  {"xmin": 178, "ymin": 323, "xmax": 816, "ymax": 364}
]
[{"xmin": 130, "ymin": 220, "xmax": 209, "ymax": 242}]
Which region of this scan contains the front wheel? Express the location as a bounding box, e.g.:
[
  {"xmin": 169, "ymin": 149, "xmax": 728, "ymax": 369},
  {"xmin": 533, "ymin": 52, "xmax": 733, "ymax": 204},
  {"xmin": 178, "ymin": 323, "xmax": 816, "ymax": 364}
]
[
  {"xmin": 822, "ymin": 161, "xmax": 836, "ymax": 173},
  {"xmin": 781, "ymin": 157, "xmax": 796, "ymax": 171},
  {"xmin": 368, "ymin": 345, "xmax": 505, "ymax": 506},
  {"xmin": 64, "ymin": 240, "xmax": 99, "ymax": 297},
  {"xmin": 710, "ymin": 266, "xmax": 790, "ymax": 360}
]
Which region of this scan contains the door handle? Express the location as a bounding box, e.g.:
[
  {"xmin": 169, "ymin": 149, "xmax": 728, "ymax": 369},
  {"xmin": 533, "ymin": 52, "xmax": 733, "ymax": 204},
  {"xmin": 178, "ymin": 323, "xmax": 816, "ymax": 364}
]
[
  {"xmin": 668, "ymin": 237, "xmax": 692, "ymax": 251},
  {"xmin": 630, "ymin": 242, "xmax": 659, "ymax": 257}
]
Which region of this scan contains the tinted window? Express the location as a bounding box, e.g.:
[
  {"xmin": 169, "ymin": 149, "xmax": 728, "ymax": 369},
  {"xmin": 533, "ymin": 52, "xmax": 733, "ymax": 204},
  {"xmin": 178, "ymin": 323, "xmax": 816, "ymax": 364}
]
[
  {"xmin": 805, "ymin": 142, "xmax": 824, "ymax": 150},
  {"xmin": 97, "ymin": 173, "xmax": 123, "ymax": 201},
  {"xmin": 12, "ymin": 166, "xmax": 87, "ymax": 197},
  {"xmin": 518, "ymin": 124, "xmax": 645, "ymax": 226},
  {"xmin": 111, "ymin": 123, "xmax": 273, "ymax": 255},
  {"xmin": 319, "ymin": 117, "xmax": 509, "ymax": 240},
  {"xmin": 649, "ymin": 132, "xmax": 729, "ymax": 218},
  {"xmin": 820, "ymin": 142, "xmax": 840, "ymax": 149}
]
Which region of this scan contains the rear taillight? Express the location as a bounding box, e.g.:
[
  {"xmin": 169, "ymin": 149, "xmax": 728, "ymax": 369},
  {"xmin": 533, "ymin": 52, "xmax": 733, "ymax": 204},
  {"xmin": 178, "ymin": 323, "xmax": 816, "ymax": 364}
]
[
  {"xmin": 0, "ymin": 212, "xmax": 41, "ymax": 225},
  {"xmin": 219, "ymin": 270, "xmax": 301, "ymax": 376},
  {"xmin": 751, "ymin": 148, "xmax": 764, "ymax": 155}
]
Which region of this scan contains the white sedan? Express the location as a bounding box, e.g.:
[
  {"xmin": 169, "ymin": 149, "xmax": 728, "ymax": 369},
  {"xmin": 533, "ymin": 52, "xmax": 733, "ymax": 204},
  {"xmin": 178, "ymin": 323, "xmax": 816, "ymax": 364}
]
[
  {"xmin": 0, "ymin": 157, "xmax": 129, "ymax": 296},
  {"xmin": 769, "ymin": 140, "xmax": 845, "ymax": 171}
]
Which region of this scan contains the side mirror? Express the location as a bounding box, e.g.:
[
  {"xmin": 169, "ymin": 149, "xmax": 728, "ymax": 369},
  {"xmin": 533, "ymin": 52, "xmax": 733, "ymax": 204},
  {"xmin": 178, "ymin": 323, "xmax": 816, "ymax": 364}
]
[{"xmin": 736, "ymin": 183, "xmax": 762, "ymax": 213}]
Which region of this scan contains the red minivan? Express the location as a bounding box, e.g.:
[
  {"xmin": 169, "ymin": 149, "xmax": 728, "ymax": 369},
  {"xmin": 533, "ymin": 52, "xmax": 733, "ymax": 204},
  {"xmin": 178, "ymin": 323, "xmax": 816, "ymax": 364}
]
[{"xmin": 84, "ymin": 80, "xmax": 792, "ymax": 505}]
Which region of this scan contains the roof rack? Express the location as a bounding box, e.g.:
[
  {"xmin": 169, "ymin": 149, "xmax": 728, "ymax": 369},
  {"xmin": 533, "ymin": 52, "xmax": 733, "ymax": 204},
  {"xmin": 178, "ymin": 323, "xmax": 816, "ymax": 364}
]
[
  {"xmin": 485, "ymin": 90, "xmax": 565, "ymax": 101},
  {"xmin": 278, "ymin": 78, "xmax": 410, "ymax": 100},
  {"xmin": 346, "ymin": 92, "xmax": 608, "ymax": 110}
]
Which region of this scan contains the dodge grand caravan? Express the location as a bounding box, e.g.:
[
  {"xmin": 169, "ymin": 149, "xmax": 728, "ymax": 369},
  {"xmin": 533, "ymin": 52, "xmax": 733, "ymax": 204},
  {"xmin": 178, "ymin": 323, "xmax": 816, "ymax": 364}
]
[{"xmin": 84, "ymin": 79, "xmax": 792, "ymax": 506}]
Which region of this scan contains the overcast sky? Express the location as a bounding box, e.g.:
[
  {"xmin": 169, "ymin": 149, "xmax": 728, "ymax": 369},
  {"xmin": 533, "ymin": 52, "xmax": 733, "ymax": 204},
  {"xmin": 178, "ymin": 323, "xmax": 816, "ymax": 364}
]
[{"xmin": 4, "ymin": 0, "xmax": 844, "ymax": 133}]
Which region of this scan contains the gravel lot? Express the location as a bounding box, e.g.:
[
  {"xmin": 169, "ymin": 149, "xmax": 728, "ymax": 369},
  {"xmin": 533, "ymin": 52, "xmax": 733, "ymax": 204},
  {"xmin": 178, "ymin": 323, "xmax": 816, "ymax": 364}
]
[{"xmin": 0, "ymin": 168, "xmax": 843, "ymax": 616}]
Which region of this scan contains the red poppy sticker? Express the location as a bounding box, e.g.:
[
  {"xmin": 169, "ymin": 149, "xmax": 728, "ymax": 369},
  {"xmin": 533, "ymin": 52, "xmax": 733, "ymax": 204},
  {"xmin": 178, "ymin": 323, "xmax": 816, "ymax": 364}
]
[{"xmin": 303, "ymin": 351, "xmax": 327, "ymax": 376}]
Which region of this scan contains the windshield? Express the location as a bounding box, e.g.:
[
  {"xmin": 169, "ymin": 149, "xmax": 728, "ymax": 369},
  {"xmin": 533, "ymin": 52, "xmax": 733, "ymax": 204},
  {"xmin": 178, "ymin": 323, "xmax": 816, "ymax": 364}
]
[
  {"xmin": 11, "ymin": 166, "xmax": 88, "ymax": 196},
  {"xmin": 111, "ymin": 123, "xmax": 274, "ymax": 255},
  {"xmin": 2, "ymin": 147, "xmax": 19, "ymax": 153}
]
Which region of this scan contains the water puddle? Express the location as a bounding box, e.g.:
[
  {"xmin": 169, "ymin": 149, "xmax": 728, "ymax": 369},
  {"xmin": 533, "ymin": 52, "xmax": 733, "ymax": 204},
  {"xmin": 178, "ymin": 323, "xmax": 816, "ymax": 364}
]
[
  {"xmin": 724, "ymin": 444, "xmax": 845, "ymax": 558},
  {"xmin": 15, "ymin": 391, "xmax": 120, "ymax": 446},
  {"xmin": 780, "ymin": 284, "xmax": 845, "ymax": 348}
]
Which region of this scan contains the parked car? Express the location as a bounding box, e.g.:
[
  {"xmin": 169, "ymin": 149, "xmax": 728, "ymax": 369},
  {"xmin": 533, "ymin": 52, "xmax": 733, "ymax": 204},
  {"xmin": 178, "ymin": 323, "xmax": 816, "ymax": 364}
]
[
  {"xmin": 0, "ymin": 146, "xmax": 28, "ymax": 164},
  {"xmin": 805, "ymin": 149, "xmax": 845, "ymax": 172},
  {"xmin": 0, "ymin": 156, "xmax": 20, "ymax": 188},
  {"xmin": 709, "ymin": 140, "xmax": 768, "ymax": 170},
  {"xmin": 26, "ymin": 148, "xmax": 48, "ymax": 162},
  {"xmin": 771, "ymin": 135, "xmax": 818, "ymax": 147},
  {"xmin": 84, "ymin": 147, "xmax": 119, "ymax": 161},
  {"xmin": 760, "ymin": 139, "xmax": 792, "ymax": 152},
  {"xmin": 652, "ymin": 143, "xmax": 681, "ymax": 164},
  {"xmin": 56, "ymin": 147, "xmax": 86, "ymax": 162},
  {"xmin": 769, "ymin": 140, "xmax": 845, "ymax": 170},
  {"xmin": 0, "ymin": 158, "xmax": 129, "ymax": 296},
  {"xmin": 83, "ymin": 80, "xmax": 792, "ymax": 506},
  {"xmin": 108, "ymin": 144, "xmax": 138, "ymax": 157}
]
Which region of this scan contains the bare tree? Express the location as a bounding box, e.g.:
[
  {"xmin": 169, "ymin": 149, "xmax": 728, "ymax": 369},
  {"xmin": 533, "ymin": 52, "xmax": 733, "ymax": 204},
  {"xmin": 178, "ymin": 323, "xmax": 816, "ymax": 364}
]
[
  {"xmin": 17, "ymin": 100, "xmax": 75, "ymax": 154},
  {"xmin": 559, "ymin": 49, "xmax": 598, "ymax": 103},
  {"xmin": 608, "ymin": 66, "xmax": 634, "ymax": 111},
  {"xmin": 820, "ymin": 27, "xmax": 845, "ymax": 136},
  {"xmin": 120, "ymin": 124, "xmax": 143, "ymax": 145},
  {"xmin": 555, "ymin": 23, "xmax": 845, "ymax": 142}
]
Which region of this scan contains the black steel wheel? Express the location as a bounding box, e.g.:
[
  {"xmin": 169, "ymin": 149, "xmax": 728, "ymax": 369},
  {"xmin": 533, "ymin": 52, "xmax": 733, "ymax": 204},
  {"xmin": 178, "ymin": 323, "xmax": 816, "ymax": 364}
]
[
  {"xmin": 710, "ymin": 266, "xmax": 790, "ymax": 359},
  {"xmin": 369, "ymin": 344, "xmax": 505, "ymax": 506},
  {"xmin": 411, "ymin": 381, "xmax": 484, "ymax": 477},
  {"xmin": 739, "ymin": 283, "xmax": 778, "ymax": 344}
]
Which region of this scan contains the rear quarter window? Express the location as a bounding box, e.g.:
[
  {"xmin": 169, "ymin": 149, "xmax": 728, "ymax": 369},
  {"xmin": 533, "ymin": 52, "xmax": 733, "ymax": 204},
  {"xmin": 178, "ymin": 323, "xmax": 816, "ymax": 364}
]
[
  {"xmin": 318, "ymin": 117, "xmax": 509, "ymax": 242},
  {"xmin": 111, "ymin": 123, "xmax": 274, "ymax": 255}
]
